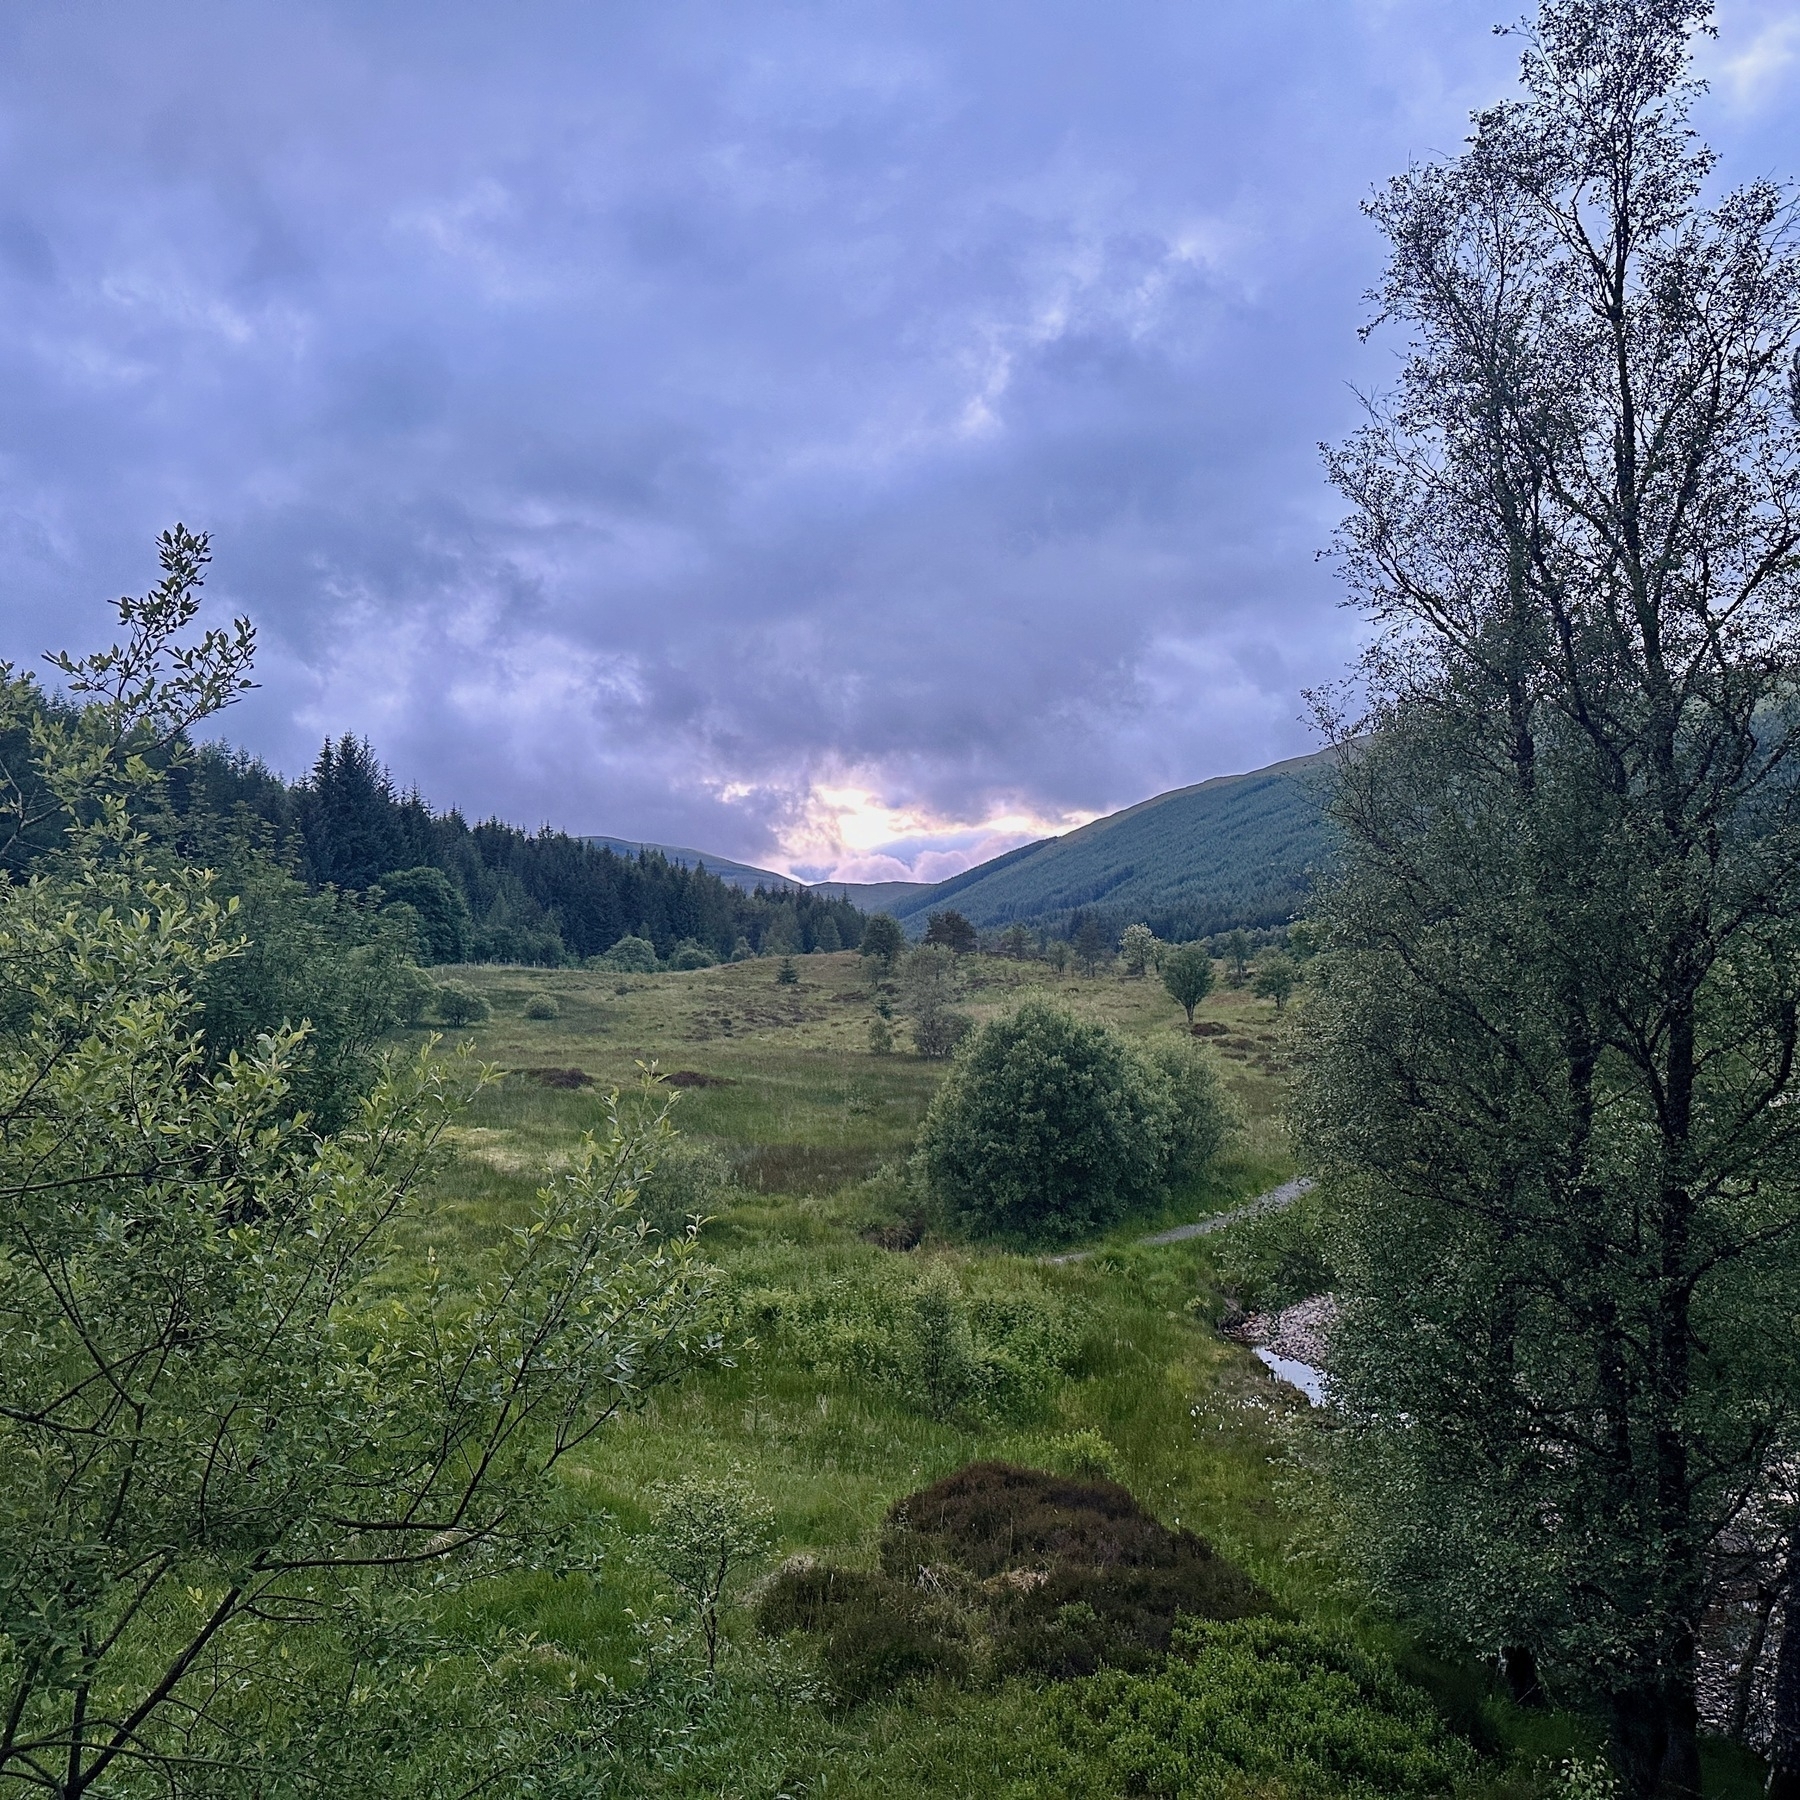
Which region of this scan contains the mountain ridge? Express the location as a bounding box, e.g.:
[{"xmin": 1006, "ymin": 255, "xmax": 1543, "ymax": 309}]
[{"xmin": 584, "ymin": 747, "xmax": 1332, "ymax": 938}]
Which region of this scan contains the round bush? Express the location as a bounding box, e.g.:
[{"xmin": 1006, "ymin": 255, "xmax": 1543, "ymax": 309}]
[
  {"xmin": 917, "ymin": 1000, "xmax": 1172, "ymax": 1241},
  {"xmin": 433, "ymin": 983, "xmax": 490, "ymax": 1027},
  {"xmin": 667, "ymin": 940, "xmax": 715, "ymax": 970},
  {"xmin": 600, "ymin": 934, "xmax": 658, "ymax": 973},
  {"xmin": 523, "ymin": 994, "xmax": 559, "ymax": 1020}
]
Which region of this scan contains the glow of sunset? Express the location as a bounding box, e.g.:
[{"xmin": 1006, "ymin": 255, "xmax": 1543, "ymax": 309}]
[{"xmin": 772, "ymin": 783, "xmax": 1097, "ymax": 887}]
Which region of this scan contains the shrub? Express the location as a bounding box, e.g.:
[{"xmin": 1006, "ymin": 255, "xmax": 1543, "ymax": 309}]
[
  {"xmin": 882, "ymin": 1462, "xmax": 1269, "ymax": 1679},
  {"xmin": 1216, "ymin": 1189, "xmax": 1338, "ymax": 1313},
  {"xmin": 1038, "ymin": 1617, "xmax": 1476, "ymax": 1799},
  {"xmin": 668, "ymin": 939, "xmax": 715, "ymax": 970},
  {"xmin": 523, "ymin": 994, "xmax": 559, "ymax": 1020},
  {"xmin": 763, "ymin": 1463, "xmax": 1269, "ymax": 1701},
  {"xmin": 374, "ymin": 865, "xmax": 473, "ymax": 964},
  {"xmin": 632, "ymin": 1135, "xmax": 735, "ymax": 1239},
  {"xmin": 867, "ymin": 1018, "xmax": 894, "ymax": 1054},
  {"xmin": 755, "ymin": 1561, "xmax": 968, "ymax": 1704},
  {"xmin": 917, "ymin": 1001, "xmax": 1172, "ymax": 1241},
  {"xmin": 1142, "ymin": 1038, "xmax": 1235, "ymax": 1183},
  {"xmin": 646, "ymin": 1473, "xmax": 775, "ymax": 1670},
  {"xmin": 433, "ymin": 982, "xmax": 490, "ymax": 1027},
  {"xmin": 599, "ymin": 933, "xmax": 658, "ymax": 973},
  {"xmin": 1041, "ymin": 1428, "xmax": 1123, "ymax": 1483},
  {"xmin": 901, "ymin": 944, "xmax": 971, "ymax": 1059},
  {"xmin": 775, "ymin": 957, "xmax": 799, "ymax": 985}
]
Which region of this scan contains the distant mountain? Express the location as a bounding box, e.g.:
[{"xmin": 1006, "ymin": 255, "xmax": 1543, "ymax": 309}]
[
  {"xmin": 578, "ymin": 837, "xmax": 799, "ymax": 894},
  {"xmin": 878, "ymin": 751, "xmax": 1332, "ymax": 939},
  {"xmin": 582, "ymin": 748, "xmax": 1333, "ymax": 939}
]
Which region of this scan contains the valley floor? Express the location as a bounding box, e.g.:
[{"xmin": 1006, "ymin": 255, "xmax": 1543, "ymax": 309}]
[{"xmin": 409, "ymin": 952, "xmax": 1765, "ymax": 1798}]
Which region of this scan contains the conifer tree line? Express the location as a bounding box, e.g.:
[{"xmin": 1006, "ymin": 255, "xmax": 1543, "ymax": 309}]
[{"xmin": 5, "ymin": 702, "xmax": 864, "ymax": 967}]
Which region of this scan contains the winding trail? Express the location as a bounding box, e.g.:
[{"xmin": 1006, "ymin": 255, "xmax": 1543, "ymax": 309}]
[{"xmin": 1042, "ymin": 1176, "xmax": 1315, "ymax": 1266}]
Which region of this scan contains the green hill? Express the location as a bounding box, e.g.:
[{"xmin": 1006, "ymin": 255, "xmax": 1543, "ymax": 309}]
[{"xmin": 882, "ymin": 750, "xmax": 1332, "ymax": 939}]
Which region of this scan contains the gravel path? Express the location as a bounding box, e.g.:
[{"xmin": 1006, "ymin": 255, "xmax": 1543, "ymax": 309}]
[{"xmin": 1042, "ymin": 1175, "xmax": 1314, "ymax": 1265}]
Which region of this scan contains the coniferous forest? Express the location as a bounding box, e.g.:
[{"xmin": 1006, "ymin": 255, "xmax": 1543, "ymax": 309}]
[{"xmin": 108, "ymin": 721, "xmax": 862, "ymax": 967}]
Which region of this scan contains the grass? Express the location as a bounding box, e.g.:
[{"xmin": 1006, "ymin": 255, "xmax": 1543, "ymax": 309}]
[{"xmin": 395, "ymin": 951, "xmax": 1764, "ymax": 1797}]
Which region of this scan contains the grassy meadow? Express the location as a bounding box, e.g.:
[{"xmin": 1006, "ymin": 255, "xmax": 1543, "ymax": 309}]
[{"xmin": 401, "ymin": 951, "xmax": 1759, "ymax": 1798}]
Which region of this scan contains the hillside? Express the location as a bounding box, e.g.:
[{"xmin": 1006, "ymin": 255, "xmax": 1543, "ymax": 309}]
[
  {"xmin": 583, "ymin": 749, "xmax": 1333, "ymax": 940},
  {"xmin": 883, "ymin": 750, "xmax": 1332, "ymax": 939},
  {"xmin": 579, "ymin": 835, "xmax": 799, "ymax": 894}
]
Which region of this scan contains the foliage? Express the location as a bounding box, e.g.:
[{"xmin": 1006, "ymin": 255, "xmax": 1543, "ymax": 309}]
[
  {"xmin": 761, "ymin": 1463, "xmax": 1267, "ymax": 1702},
  {"xmin": 730, "ymin": 1255, "xmax": 1081, "ymax": 1425},
  {"xmin": 917, "ymin": 1000, "xmax": 1178, "ymax": 1241},
  {"xmin": 775, "ymin": 955, "xmax": 799, "ymax": 985},
  {"xmin": 630, "ymin": 1132, "xmax": 736, "ymax": 1239},
  {"xmin": 1215, "ymin": 1189, "xmax": 1339, "ymax": 1314},
  {"xmin": 645, "ymin": 1474, "xmax": 776, "ymax": 1670},
  {"xmin": 668, "ymin": 938, "xmax": 715, "ymax": 969},
  {"xmin": 601, "ymin": 933, "xmax": 660, "ymax": 973},
  {"xmin": 1119, "ymin": 922, "xmax": 1159, "ymax": 977},
  {"xmin": 924, "ymin": 909, "xmax": 978, "ymax": 955},
  {"xmin": 867, "ymin": 1017, "xmax": 894, "ymax": 1054},
  {"xmin": 432, "ymin": 980, "xmax": 491, "ymax": 1026},
  {"xmin": 0, "ymin": 548, "xmax": 724, "ymax": 1799},
  {"xmin": 192, "ymin": 855, "xmax": 437, "ymax": 1130},
  {"xmin": 883, "ymin": 1462, "xmax": 1270, "ymax": 1679},
  {"xmin": 1297, "ymin": 4, "xmax": 1800, "ymax": 1790},
  {"xmin": 1032, "ymin": 1617, "xmax": 1477, "ymax": 1800},
  {"xmin": 998, "ymin": 921, "xmax": 1035, "ymax": 960},
  {"xmin": 525, "ymin": 992, "xmax": 561, "ymax": 1019},
  {"xmin": 755, "ymin": 1563, "xmax": 970, "ymax": 1705},
  {"xmin": 1141, "ymin": 1037, "xmax": 1236, "ymax": 1184},
  {"xmin": 1252, "ymin": 951, "xmax": 1298, "ymax": 1010},
  {"xmin": 859, "ymin": 913, "xmax": 905, "ymax": 972},
  {"xmin": 374, "ymin": 863, "xmax": 473, "ymax": 963},
  {"xmin": 1160, "ymin": 941, "xmax": 1214, "ymax": 1026},
  {"xmin": 902, "ymin": 943, "xmax": 973, "ymax": 1058}
]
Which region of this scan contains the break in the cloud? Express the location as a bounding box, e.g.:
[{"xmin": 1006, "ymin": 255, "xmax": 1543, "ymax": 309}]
[{"xmin": 0, "ymin": 0, "xmax": 1794, "ymax": 881}]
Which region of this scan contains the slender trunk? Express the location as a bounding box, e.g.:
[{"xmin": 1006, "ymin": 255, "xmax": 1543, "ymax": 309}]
[
  {"xmin": 1769, "ymin": 1525, "xmax": 1800, "ymax": 1799},
  {"xmin": 1728, "ymin": 1582, "xmax": 1776, "ymax": 1743}
]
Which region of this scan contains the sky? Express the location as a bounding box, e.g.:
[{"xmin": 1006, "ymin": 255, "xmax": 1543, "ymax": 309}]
[{"xmin": 0, "ymin": 2, "xmax": 1796, "ymax": 883}]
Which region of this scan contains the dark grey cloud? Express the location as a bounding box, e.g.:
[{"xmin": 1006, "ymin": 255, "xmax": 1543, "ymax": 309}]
[{"xmin": 0, "ymin": 0, "xmax": 1793, "ymax": 874}]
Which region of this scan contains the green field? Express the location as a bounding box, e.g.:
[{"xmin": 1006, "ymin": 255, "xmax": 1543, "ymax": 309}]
[{"xmin": 407, "ymin": 952, "xmax": 1758, "ymax": 1798}]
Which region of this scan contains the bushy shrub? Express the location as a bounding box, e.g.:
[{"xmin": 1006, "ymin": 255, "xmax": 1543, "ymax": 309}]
[
  {"xmin": 433, "ymin": 982, "xmax": 490, "ymax": 1027},
  {"xmin": 917, "ymin": 1001, "xmax": 1173, "ymax": 1241},
  {"xmin": 598, "ymin": 933, "xmax": 658, "ymax": 973},
  {"xmin": 1038, "ymin": 1617, "xmax": 1476, "ymax": 1799},
  {"xmin": 1216, "ymin": 1189, "xmax": 1338, "ymax": 1313},
  {"xmin": 882, "ymin": 1462, "xmax": 1269, "ymax": 1679},
  {"xmin": 523, "ymin": 994, "xmax": 559, "ymax": 1020},
  {"xmin": 632, "ymin": 1135, "xmax": 735, "ymax": 1239},
  {"xmin": 762, "ymin": 1463, "xmax": 1269, "ymax": 1701},
  {"xmin": 1143, "ymin": 1038, "xmax": 1235, "ymax": 1183},
  {"xmin": 755, "ymin": 1561, "xmax": 968, "ymax": 1704},
  {"xmin": 668, "ymin": 939, "xmax": 715, "ymax": 970}
]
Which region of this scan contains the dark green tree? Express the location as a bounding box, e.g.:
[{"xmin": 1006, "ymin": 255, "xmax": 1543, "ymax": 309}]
[
  {"xmin": 859, "ymin": 912, "xmax": 906, "ymax": 973},
  {"xmin": 1160, "ymin": 943, "xmax": 1215, "ymax": 1028},
  {"xmin": 375, "ymin": 864, "xmax": 473, "ymax": 963},
  {"xmin": 924, "ymin": 909, "xmax": 978, "ymax": 955},
  {"xmin": 1295, "ymin": 5, "xmax": 1800, "ymax": 1792},
  {"xmin": 1072, "ymin": 913, "xmax": 1111, "ymax": 976}
]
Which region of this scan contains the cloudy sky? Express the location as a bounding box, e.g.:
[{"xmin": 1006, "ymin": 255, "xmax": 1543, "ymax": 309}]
[{"xmin": 1, "ymin": 2, "xmax": 1796, "ymax": 881}]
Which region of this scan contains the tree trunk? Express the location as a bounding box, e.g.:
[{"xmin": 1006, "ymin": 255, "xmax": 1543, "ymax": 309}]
[{"xmin": 1769, "ymin": 1526, "xmax": 1800, "ymax": 1800}]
